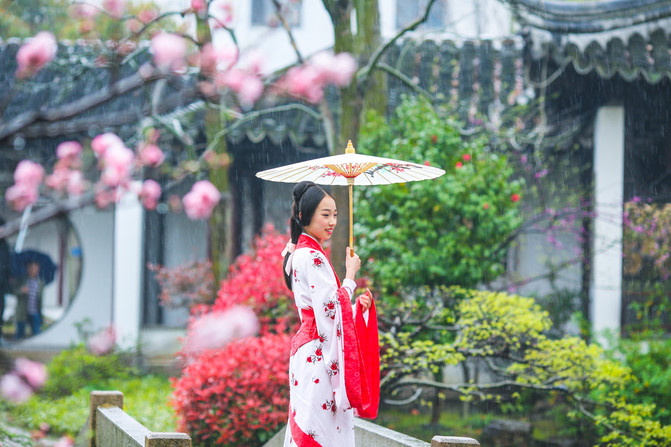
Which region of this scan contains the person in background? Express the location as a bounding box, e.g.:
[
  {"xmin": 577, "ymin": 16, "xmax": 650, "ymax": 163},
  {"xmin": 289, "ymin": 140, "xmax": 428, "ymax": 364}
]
[
  {"xmin": 15, "ymin": 261, "xmax": 43, "ymax": 340},
  {"xmin": 0, "ymin": 218, "xmax": 10, "ymax": 344}
]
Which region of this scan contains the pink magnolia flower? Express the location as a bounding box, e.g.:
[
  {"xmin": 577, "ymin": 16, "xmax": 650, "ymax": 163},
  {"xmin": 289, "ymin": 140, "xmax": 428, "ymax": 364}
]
[
  {"xmin": 87, "ymin": 326, "xmax": 116, "ymax": 355},
  {"xmin": 14, "ymin": 358, "xmax": 47, "ymax": 389},
  {"xmin": 5, "ymin": 183, "xmax": 38, "ymax": 211},
  {"xmin": 1, "ymin": 373, "xmax": 33, "ymax": 403},
  {"xmin": 182, "ymin": 180, "xmax": 220, "ymax": 220},
  {"xmin": 14, "ymin": 160, "xmax": 45, "ymax": 187},
  {"xmin": 137, "ymin": 7, "xmax": 158, "ymax": 24},
  {"xmin": 140, "ymin": 179, "xmax": 161, "ymax": 210},
  {"xmin": 199, "ymin": 43, "xmax": 238, "ymax": 75},
  {"xmin": 91, "ymin": 133, "xmax": 124, "ymax": 158},
  {"xmin": 310, "ymin": 51, "xmax": 357, "ymax": 86},
  {"xmin": 151, "ymin": 33, "xmax": 187, "ymax": 72},
  {"xmin": 191, "ymin": 0, "xmax": 207, "ymax": 15},
  {"xmin": 184, "ymin": 306, "xmax": 259, "ymax": 355},
  {"xmin": 137, "ymin": 143, "xmax": 164, "ymax": 167},
  {"xmin": 45, "ymin": 167, "xmax": 70, "ymax": 192},
  {"xmin": 56, "ymin": 141, "xmax": 82, "ymax": 160},
  {"xmin": 71, "ymin": 4, "xmax": 99, "ymax": 19},
  {"xmin": 103, "ymin": 0, "xmax": 127, "ymax": 19},
  {"xmin": 101, "ymin": 144, "xmax": 134, "ymax": 187},
  {"xmin": 281, "ymin": 65, "xmax": 324, "ymax": 103},
  {"xmin": 16, "ymin": 32, "xmax": 57, "ymax": 79}
]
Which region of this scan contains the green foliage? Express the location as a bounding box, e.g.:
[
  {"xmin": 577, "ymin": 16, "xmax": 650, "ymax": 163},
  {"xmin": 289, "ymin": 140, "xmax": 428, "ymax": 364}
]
[
  {"xmin": 7, "ymin": 375, "xmax": 175, "ymax": 436},
  {"xmin": 41, "ymin": 344, "xmax": 133, "ymax": 399},
  {"xmin": 356, "ymin": 96, "xmax": 523, "ymax": 294},
  {"xmin": 604, "ymin": 336, "xmax": 671, "ymax": 425},
  {"xmin": 380, "ymin": 288, "xmax": 671, "ymax": 446}
]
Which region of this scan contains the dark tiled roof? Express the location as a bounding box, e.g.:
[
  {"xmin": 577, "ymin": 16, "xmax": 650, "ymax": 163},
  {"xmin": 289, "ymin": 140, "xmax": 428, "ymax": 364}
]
[{"xmin": 503, "ymin": 0, "xmax": 671, "ymax": 83}]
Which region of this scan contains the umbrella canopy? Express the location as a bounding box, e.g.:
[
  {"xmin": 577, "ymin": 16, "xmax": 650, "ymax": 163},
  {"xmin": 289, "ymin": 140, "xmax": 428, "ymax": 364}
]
[
  {"xmin": 10, "ymin": 249, "xmax": 58, "ymax": 285},
  {"xmin": 256, "ymin": 141, "xmax": 445, "ymax": 252},
  {"xmin": 256, "ymin": 141, "xmax": 445, "ymax": 186}
]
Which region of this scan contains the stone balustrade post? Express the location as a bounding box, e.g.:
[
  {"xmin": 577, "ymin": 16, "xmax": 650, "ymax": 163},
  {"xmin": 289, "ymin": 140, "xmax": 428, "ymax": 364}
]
[
  {"xmin": 431, "ymin": 436, "xmax": 480, "ymax": 447},
  {"xmin": 145, "ymin": 433, "xmax": 191, "ymax": 447},
  {"xmin": 90, "ymin": 391, "xmax": 124, "ymax": 447}
]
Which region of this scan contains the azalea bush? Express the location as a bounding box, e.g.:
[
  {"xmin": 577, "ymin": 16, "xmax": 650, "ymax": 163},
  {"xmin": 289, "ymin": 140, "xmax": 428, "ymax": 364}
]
[
  {"xmin": 172, "ymin": 226, "xmax": 296, "ymax": 445},
  {"xmin": 172, "ymin": 334, "xmax": 290, "ymax": 447}
]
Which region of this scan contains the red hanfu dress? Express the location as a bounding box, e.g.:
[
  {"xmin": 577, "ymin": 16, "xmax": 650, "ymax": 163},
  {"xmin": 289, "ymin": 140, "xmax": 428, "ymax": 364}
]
[{"xmin": 283, "ymin": 234, "xmax": 380, "ymax": 447}]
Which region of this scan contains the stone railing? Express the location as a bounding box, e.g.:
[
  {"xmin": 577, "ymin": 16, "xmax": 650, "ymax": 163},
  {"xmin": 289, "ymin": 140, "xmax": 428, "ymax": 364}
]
[
  {"xmin": 90, "ymin": 390, "xmax": 479, "ymax": 447},
  {"xmin": 89, "ymin": 391, "xmax": 191, "ymax": 447},
  {"xmin": 264, "ymin": 418, "xmax": 480, "ymax": 447}
]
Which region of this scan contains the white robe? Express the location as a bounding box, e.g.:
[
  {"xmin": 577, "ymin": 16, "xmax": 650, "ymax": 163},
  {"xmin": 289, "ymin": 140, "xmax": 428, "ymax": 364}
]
[{"xmin": 283, "ymin": 234, "xmax": 379, "ymax": 447}]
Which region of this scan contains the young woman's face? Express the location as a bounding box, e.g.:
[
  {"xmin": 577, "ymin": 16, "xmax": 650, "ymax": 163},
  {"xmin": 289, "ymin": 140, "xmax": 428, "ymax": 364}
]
[{"xmin": 303, "ymin": 195, "xmax": 337, "ymax": 244}]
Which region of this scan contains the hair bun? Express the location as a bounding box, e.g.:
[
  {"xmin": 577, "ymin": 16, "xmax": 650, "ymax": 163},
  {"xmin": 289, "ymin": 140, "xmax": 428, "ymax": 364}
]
[{"xmin": 293, "ymin": 181, "xmax": 316, "ymax": 202}]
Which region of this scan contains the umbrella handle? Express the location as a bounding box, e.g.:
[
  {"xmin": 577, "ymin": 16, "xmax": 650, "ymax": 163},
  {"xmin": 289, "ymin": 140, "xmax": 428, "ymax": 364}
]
[{"xmin": 349, "ymin": 182, "xmax": 354, "ymax": 257}]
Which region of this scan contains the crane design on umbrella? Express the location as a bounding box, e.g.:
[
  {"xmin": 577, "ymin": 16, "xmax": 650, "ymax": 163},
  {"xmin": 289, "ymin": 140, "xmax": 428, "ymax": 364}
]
[{"xmin": 256, "ymin": 140, "xmax": 446, "ymax": 254}]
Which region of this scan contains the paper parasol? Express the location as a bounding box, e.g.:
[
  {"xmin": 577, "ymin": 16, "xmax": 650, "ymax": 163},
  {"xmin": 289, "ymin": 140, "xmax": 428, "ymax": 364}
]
[{"xmin": 255, "ymin": 140, "xmax": 445, "ymax": 252}]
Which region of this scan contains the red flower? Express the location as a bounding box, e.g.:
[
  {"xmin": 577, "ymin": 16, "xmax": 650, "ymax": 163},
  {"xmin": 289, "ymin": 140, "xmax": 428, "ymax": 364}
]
[
  {"xmin": 483, "ymin": 203, "xmax": 489, "ymax": 209},
  {"xmin": 424, "ymin": 161, "xmax": 431, "ymax": 166},
  {"xmin": 322, "ymin": 404, "xmax": 328, "ymax": 410},
  {"xmin": 456, "ymin": 161, "xmax": 463, "ymax": 169},
  {"xmin": 431, "ymin": 134, "xmax": 438, "ymax": 144},
  {"xmin": 511, "ymin": 193, "xmax": 521, "ymax": 202},
  {"xmin": 463, "ymin": 154, "xmax": 471, "ymax": 161},
  {"xmin": 313, "ymin": 257, "xmax": 323, "ymax": 266},
  {"xmin": 315, "ymin": 348, "xmax": 322, "ymax": 357},
  {"xmin": 307, "ymin": 357, "xmax": 312, "ymax": 363},
  {"xmin": 314, "ymin": 378, "xmax": 320, "ymax": 384}
]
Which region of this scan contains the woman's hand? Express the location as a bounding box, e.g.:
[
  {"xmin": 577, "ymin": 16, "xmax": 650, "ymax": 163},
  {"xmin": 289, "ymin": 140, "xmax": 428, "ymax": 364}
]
[
  {"xmin": 345, "ymin": 247, "xmax": 361, "ymax": 281},
  {"xmin": 357, "ymin": 288, "xmax": 373, "ymax": 312}
]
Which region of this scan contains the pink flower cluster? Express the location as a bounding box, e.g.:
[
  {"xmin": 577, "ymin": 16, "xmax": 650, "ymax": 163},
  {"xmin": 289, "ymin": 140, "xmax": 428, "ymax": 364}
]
[
  {"xmin": 277, "ymin": 51, "xmax": 357, "ymax": 103},
  {"xmin": 16, "ymin": 31, "xmax": 57, "ymax": 79},
  {"xmin": 183, "ymin": 306, "xmax": 259, "ymax": 357},
  {"xmin": 45, "ymin": 141, "xmax": 86, "ymax": 196},
  {"xmin": 151, "ymin": 32, "xmax": 188, "ymax": 72},
  {"xmin": 5, "ymin": 160, "xmax": 44, "ymax": 211},
  {"xmin": 182, "ymin": 180, "xmax": 220, "ymax": 220},
  {"xmin": 87, "ymin": 326, "xmax": 116, "ymax": 355},
  {"xmin": 103, "ymin": 0, "xmax": 127, "ymax": 19},
  {"xmin": 0, "ymin": 358, "xmax": 48, "ymax": 403}
]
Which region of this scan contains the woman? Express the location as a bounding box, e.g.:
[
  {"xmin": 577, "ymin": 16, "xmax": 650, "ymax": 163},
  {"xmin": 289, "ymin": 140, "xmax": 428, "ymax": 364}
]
[{"xmin": 282, "ymin": 181, "xmax": 379, "ymax": 447}]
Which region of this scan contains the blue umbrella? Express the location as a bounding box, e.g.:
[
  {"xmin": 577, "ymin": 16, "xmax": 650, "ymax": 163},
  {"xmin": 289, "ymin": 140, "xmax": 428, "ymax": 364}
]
[{"xmin": 10, "ymin": 250, "xmax": 58, "ymax": 285}]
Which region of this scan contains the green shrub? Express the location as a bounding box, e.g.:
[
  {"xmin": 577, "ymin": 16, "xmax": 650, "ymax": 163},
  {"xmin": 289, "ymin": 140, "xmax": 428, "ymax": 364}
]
[
  {"xmin": 9, "ymin": 375, "xmax": 175, "ymax": 436},
  {"xmin": 41, "ymin": 344, "xmax": 133, "ymax": 399}
]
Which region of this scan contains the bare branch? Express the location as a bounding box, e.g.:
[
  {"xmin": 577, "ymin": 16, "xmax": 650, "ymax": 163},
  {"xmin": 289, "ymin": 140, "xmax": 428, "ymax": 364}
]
[
  {"xmin": 271, "ymin": 0, "xmax": 304, "ymax": 64},
  {"xmin": 357, "ymin": 0, "xmax": 438, "ymax": 83}
]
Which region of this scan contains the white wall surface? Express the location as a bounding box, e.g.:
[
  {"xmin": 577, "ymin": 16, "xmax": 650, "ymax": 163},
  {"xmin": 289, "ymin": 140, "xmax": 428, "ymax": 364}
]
[{"xmin": 19, "ymin": 206, "xmax": 114, "ymax": 348}]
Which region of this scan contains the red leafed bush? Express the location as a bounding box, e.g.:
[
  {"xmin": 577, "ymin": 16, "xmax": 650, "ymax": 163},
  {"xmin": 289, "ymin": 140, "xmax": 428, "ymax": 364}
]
[
  {"xmin": 172, "ymin": 333, "xmax": 291, "ymax": 447},
  {"xmin": 209, "ymin": 223, "xmax": 299, "ymax": 334}
]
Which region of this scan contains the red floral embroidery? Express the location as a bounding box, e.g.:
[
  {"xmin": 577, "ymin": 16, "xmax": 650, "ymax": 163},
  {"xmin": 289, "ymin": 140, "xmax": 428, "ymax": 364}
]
[
  {"xmin": 318, "ymin": 332, "xmax": 327, "ymax": 343},
  {"xmin": 327, "ymin": 360, "xmax": 339, "ymax": 377},
  {"xmin": 309, "ymin": 252, "xmax": 326, "ymax": 270},
  {"xmin": 313, "ymin": 377, "xmax": 320, "ymax": 384},
  {"xmin": 306, "ymin": 345, "xmax": 323, "ymax": 363},
  {"xmin": 324, "ymin": 299, "xmax": 337, "ymax": 319},
  {"xmin": 322, "ymin": 399, "xmax": 337, "ymax": 414}
]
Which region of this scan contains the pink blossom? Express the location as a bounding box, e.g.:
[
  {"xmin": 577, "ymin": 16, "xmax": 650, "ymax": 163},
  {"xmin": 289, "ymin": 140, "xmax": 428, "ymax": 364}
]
[
  {"xmin": 140, "ymin": 180, "xmax": 161, "ymax": 210},
  {"xmin": 199, "ymin": 43, "xmax": 238, "ymax": 75},
  {"xmin": 87, "ymin": 326, "xmax": 116, "ymax": 355},
  {"xmin": 5, "ymin": 184, "xmax": 38, "ymax": 211},
  {"xmin": 310, "ymin": 52, "xmax": 357, "ymax": 86},
  {"xmin": 94, "ymin": 186, "xmax": 116, "ymax": 209},
  {"xmin": 137, "ymin": 144, "xmax": 164, "ymax": 167},
  {"xmin": 56, "ymin": 141, "xmax": 82, "ymax": 160},
  {"xmin": 0, "ymin": 373, "xmax": 33, "ymax": 403},
  {"xmin": 151, "ymin": 33, "xmax": 187, "ymax": 72},
  {"xmin": 137, "ymin": 8, "xmax": 158, "ymax": 24},
  {"xmin": 14, "ymin": 358, "xmax": 47, "ymax": 389},
  {"xmin": 67, "ymin": 171, "xmax": 86, "ymax": 195},
  {"xmin": 45, "ymin": 167, "xmax": 70, "ymax": 192},
  {"xmin": 14, "ymin": 160, "xmax": 45, "ymax": 187},
  {"xmin": 184, "ymin": 306, "xmax": 259, "ymax": 355},
  {"xmin": 191, "ymin": 0, "xmax": 207, "ymax": 15},
  {"xmin": 281, "ymin": 65, "xmax": 324, "ymax": 103},
  {"xmin": 91, "ymin": 133, "xmax": 124, "ymax": 158},
  {"xmin": 103, "ymin": 0, "xmax": 126, "ymax": 18},
  {"xmin": 71, "ymin": 4, "xmax": 99, "ymax": 19},
  {"xmin": 182, "ymin": 180, "xmax": 220, "ymax": 220},
  {"xmin": 101, "ymin": 144, "xmax": 134, "ymax": 187},
  {"xmin": 16, "ymin": 32, "xmax": 57, "ymax": 79}
]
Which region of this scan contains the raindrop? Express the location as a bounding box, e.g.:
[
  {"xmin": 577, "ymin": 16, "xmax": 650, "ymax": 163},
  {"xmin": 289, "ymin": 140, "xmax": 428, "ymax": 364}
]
[{"xmin": 156, "ymin": 203, "xmax": 169, "ymax": 214}]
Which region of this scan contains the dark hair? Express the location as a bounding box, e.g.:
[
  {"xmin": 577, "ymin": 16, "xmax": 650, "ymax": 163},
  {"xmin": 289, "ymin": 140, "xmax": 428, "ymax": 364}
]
[{"xmin": 283, "ymin": 181, "xmax": 331, "ymax": 290}]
